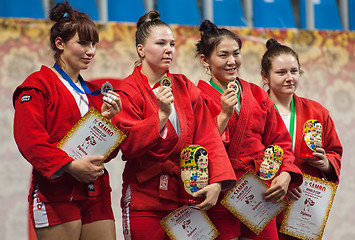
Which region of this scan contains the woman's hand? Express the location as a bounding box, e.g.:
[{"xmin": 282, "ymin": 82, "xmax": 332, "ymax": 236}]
[
  {"xmin": 262, "ymin": 171, "xmax": 291, "ymax": 203},
  {"xmin": 101, "ymin": 91, "xmax": 122, "ymax": 119},
  {"xmin": 192, "ymin": 182, "xmax": 222, "ymax": 211},
  {"xmin": 217, "ymin": 88, "xmax": 238, "ymax": 135},
  {"xmin": 62, "ymin": 156, "xmax": 105, "ymax": 183},
  {"xmin": 220, "ymin": 88, "xmax": 238, "ymax": 119},
  {"xmin": 303, "ymin": 147, "xmax": 331, "ymax": 173},
  {"xmin": 156, "ymin": 86, "xmax": 174, "ymax": 131},
  {"xmin": 287, "ymin": 187, "xmax": 302, "ymax": 200}
]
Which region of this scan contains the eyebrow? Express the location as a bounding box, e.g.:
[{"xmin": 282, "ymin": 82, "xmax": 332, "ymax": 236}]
[{"xmin": 217, "ymin": 48, "xmax": 240, "ymax": 53}]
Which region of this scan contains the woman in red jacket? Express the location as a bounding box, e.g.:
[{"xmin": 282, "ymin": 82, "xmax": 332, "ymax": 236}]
[
  {"xmin": 111, "ymin": 11, "xmax": 236, "ymax": 239},
  {"xmin": 13, "ymin": 1, "xmax": 121, "ymax": 240},
  {"xmin": 196, "ymin": 20, "xmax": 303, "ymax": 240},
  {"xmin": 261, "ymin": 38, "xmax": 342, "ymax": 239}
]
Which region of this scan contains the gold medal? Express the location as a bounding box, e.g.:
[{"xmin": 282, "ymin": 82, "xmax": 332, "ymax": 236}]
[
  {"xmin": 227, "ymin": 80, "xmax": 239, "ymax": 93},
  {"xmin": 160, "ymin": 76, "xmax": 173, "ymax": 88}
]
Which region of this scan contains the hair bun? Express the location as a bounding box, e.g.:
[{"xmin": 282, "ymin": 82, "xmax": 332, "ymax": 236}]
[
  {"xmin": 49, "ymin": 1, "xmax": 73, "ymax": 22},
  {"xmin": 266, "ymin": 38, "xmax": 281, "ymax": 50},
  {"xmin": 137, "ymin": 10, "xmax": 161, "ymax": 29},
  {"xmin": 199, "ymin": 19, "xmax": 218, "ymax": 35}
]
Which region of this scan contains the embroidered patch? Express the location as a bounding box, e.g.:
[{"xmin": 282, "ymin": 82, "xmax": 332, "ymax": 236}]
[
  {"xmin": 20, "ymin": 95, "xmax": 32, "ymax": 104},
  {"xmin": 259, "ymin": 145, "xmax": 283, "ymax": 180},
  {"xmin": 159, "ymin": 174, "xmax": 169, "ymax": 190}
]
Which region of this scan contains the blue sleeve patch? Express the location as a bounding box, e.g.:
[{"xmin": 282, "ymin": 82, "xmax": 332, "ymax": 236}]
[{"xmin": 20, "ymin": 95, "xmax": 32, "ymax": 104}]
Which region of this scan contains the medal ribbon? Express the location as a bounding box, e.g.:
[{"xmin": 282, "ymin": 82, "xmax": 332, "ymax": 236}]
[
  {"xmin": 209, "ymin": 79, "xmax": 240, "ymax": 100},
  {"xmin": 53, "ymin": 63, "xmax": 100, "ymax": 96},
  {"xmin": 269, "ymin": 93, "xmax": 295, "ymax": 144}
]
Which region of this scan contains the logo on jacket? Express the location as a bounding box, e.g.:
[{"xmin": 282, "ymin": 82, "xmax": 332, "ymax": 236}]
[{"xmin": 20, "ymin": 95, "xmax": 32, "ymax": 104}]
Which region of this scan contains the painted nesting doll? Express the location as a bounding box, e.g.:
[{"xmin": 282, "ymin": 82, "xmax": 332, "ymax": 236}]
[
  {"xmin": 259, "ymin": 145, "xmax": 283, "ymax": 181},
  {"xmin": 180, "ymin": 145, "xmax": 209, "ymax": 196},
  {"xmin": 300, "ymin": 119, "xmax": 322, "ymax": 159}
]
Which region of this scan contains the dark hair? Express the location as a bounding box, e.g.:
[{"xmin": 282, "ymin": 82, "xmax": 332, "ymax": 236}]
[
  {"xmin": 261, "ymin": 38, "xmax": 301, "ymax": 77},
  {"xmin": 196, "ymin": 20, "xmax": 242, "ymax": 58},
  {"xmin": 135, "ymin": 10, "xmax": 170, "ymax": 47},
  {"xmin": 49, "ymin": 1, "xmax": 99, "ymax": 63}
]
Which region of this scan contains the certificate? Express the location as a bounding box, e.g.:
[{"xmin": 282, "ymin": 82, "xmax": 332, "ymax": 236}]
[
  {"xmin": 161, "ymin": 206, "xmax": 219, "ymax": 240},
  {"xmin": 221, "ymin": 170, "xmax": 287, "ymax": 235},
  {"xmin": 280, "ymin": 174, "xmax": 337, "ymax": 240},
  {"xmin": 57, "ymin": 107, "xmax": 126, "ymax": 165}
]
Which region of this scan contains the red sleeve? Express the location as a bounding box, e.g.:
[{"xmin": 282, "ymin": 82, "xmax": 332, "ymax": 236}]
[
  {"xmin": 263, "ymin": 100, "xmax": 303, "ymax": 188},
  {"xmin": 198, "ymin": 84, "xmax": 230, "ymax": 144},
  {"xmin": 322, "ymin": 114, "xmax": 342, "ymax": 183},
  {"xmin": 189, "ymin": 82, "xmax": 236, "ymax": 190},
  {"xmin": 111, "ymin": 91, "xmax": 165, "ymax": 159},
  {"xmin": 13, "ymin": 88, "xmax": 73, "ymax": 180}
]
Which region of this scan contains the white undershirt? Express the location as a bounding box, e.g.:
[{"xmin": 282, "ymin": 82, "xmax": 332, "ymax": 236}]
[{"xmin": 59, "ymin": 76, "xmax": 89, "ymax": 117}]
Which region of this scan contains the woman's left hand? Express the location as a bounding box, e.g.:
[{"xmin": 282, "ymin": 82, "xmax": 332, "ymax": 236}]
[
  {"xmin": 101, "ymin": 91, "xmax": 122, "ymax": 119},
  {"xmin": 303, "ymin": 147, "xmax": 330, "ymax": 173},
  {"xmin": 262, "ymin": 171, "xmax": 291, "ymax": 203},
  {"xmin": 193, "ymin": 182, "xmax": 222, "ymax": 211}
]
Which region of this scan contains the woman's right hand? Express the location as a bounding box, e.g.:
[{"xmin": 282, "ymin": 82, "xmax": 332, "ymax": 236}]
[
  {"xmin": 157, "ymin": 86, "xmax": 174, "ymax": 130},
  {"xmin": 63, "ymin": 156, "xmax": 105, "ymax": 183},
  {"xmin": 220, "ymin": 88, "xmax": 238, "ymax": 119},
  {"xmin": 217, "ymin": 88, "xmax": 238, "ymax": 135}
]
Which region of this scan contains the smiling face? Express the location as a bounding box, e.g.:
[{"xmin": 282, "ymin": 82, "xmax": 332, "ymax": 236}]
[
  {"xmin": 137, "ymin": 25, "xmax": 175, "ymax": 76},
  {"xmin": 263, "ymin": 53, "xmax": 300, "ymax": 98},
  {"xmin": 57, "ymin": 33, "xmax": 97, "ymax": 76},
  {"xmin": 202, "ymin": 36, "xmax": 241, "ymax": 89}
]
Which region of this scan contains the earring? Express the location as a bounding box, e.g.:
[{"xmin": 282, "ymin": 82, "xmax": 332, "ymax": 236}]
[{"xmin": 204, "ymin": 65, "xmax": 211, "ymax": 75}]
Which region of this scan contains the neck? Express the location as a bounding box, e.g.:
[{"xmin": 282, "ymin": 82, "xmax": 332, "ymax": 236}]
[
  {"xmin": 57, "ymin": 62, "xmax": 80, "ymax": 83},
  {"xmin": 141, "ymin": 63, "xmax": 166, "ymax": 87},
  {"xmin": 270, "ymin": 91, "xmax": 293, "ymax": 114},
  {"xmin": 211, "ymin": 76, "xmax": 227, "ymax": 91}
]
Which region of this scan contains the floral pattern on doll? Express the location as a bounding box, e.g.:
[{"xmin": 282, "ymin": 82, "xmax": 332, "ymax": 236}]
[
  {"xmin": 180, "ymin": 145, "xmax": 209, "ymax": 195},
  {"xmin": 259, "ymin": 145, "xmax": 283, "ymax": 180},
  {"xmin": 303, "ymin": 119, "xmax": 322, "ymax": 151}
]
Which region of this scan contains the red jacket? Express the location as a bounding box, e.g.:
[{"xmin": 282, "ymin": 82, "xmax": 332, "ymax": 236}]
[
  {"xmin": 293, "ymin": 94, "xmax": 342, "ymax": 183},
  {"xmin": 111, "ymin": 67, "xmax": 236, "ymax": 211},
  {"xmin": 198, "ymin": 79, "xmax": 303, "ymax": 188},
  {"xmin": 13, "ymin": 66, "xmax": 113, "ymax": 203}
]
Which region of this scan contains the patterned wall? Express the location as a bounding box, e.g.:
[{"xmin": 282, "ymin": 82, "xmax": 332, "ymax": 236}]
[{"xmin": 0, "ymin": 18, "xmax": 354, "ymax": 239}]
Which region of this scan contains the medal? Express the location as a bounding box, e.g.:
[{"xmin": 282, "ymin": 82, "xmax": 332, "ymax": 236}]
[
  {"xmin": 160, "ymin": 76, "xmax": 173, "ymax": 88},
  {"xmin": 101, "ymin": 81, "xmax": 113, "ymax": 94},
  {"xmin": 227, "ymin": 80, "xmax": 239, "ymax": 93}
]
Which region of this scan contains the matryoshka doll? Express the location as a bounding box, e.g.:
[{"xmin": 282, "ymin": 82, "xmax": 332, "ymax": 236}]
[
  {"xmin": 259, "ymin": 145, "xmax": 283, "ymax": 181},
  {"xmin": 300, "ymin": 119, "xmax": 322, "ymax": 160},
  {"xmin": 180, "ymin": 145, "xmax": 209, "ymax": 204}
]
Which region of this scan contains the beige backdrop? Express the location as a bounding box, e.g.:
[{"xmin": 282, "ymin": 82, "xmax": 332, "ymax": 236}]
[{"xmin": 1, "ymin": 18, "xmax": 354, "ymax": 239}]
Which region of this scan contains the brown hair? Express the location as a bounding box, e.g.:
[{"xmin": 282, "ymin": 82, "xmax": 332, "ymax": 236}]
[
  {"xmin": 196, "ymin": 20, "xmax": 242, "ymax": 58},
  {"xmin": 261, "ymin": 38, "xmax": 302, "ymax": 77},
  {"xmin": 49, "ymin": 1, "xmax": 99, "ymax": 64},
  {"xmin": 135, "ymin": 10, "xmax": 170, "ymax": 65}
]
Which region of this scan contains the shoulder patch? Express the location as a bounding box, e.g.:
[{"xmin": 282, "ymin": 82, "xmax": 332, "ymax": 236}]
[{"xmin": 20, "ymin": 95, "xmax": 32, "ymax": 104}]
